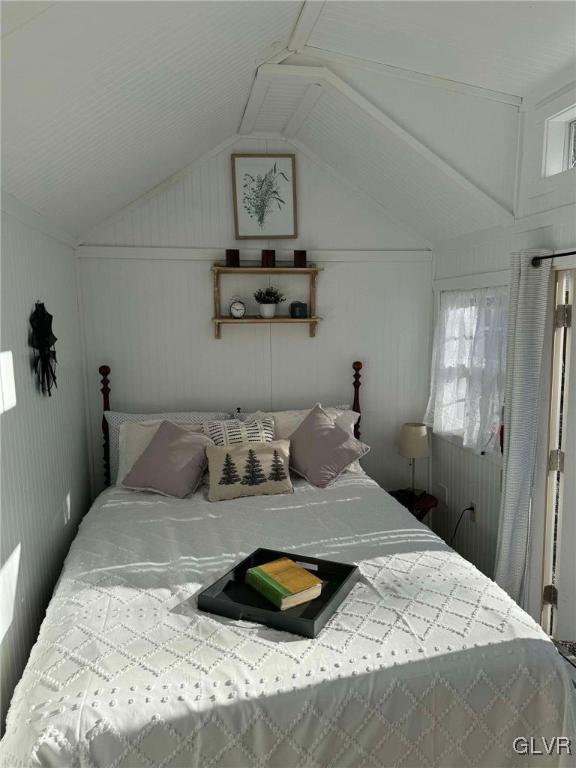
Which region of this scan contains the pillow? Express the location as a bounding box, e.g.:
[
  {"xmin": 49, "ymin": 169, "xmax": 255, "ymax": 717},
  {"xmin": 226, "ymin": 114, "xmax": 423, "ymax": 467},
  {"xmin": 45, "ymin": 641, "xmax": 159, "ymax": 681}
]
[
  {"xmin": 105, "ymin": 410, "xmax": 230, "ymax": 483},
  {"xmin": 289, "ymin": 404, "xmax": 370, "ymax": 488},
  {"xmin": 203, "ymin": 417, "xmax": 274, "ymax": 446},
  {"xmin": 206, "ymin": 440, "xmax": 293, "ymax": 502},
  {"xmin": 240, "ymin": 406, "xmax": 363, "ymax": 474},
  {"xmin": 118, "ymin": 420, "xmax": 204, "ymax": 484},
  {"xmin": 239, "ymin": 406, "xmax": 359, "ymax": 440},
  {"xmin": 122, "ymin": 421, "xmax": 214, "ymax": 498}
]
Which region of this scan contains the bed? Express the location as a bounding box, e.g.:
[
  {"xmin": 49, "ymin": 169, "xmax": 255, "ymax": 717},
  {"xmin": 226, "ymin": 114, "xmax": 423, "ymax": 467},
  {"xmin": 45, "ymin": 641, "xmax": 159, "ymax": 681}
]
[{"xmin": 1, "ymin": 364, "xmax": 574, "ymax": 768}]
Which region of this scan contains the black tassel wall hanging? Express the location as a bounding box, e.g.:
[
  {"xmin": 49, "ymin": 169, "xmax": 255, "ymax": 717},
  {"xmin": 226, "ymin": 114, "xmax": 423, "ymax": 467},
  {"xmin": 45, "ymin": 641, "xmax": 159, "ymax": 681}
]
[{"xmin": 29, "ymin": 301, "xmax": 57, "ymax": 396}]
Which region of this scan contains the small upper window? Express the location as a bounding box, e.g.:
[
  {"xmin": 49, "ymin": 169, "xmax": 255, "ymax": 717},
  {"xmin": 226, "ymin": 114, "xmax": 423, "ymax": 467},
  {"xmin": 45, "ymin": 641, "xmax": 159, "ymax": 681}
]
[
  {"xmin": 568, "ymin": 119, "xmax": 576, "ymax": 170},
  {"xmin": 543, "ymin": 105, "xmax": 576, "ymax": 177}
]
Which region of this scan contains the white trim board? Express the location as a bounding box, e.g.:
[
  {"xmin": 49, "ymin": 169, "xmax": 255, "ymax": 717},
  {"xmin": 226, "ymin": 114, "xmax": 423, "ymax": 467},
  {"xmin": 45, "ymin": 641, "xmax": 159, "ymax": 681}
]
[
  {"xmin": 433, "ymin": 271, "xmax": 510, "ymax": 292},
  {"xmin": 553, "ymin": 254, "xmax": 576, "ymax": 270},
  {"xmin": 1, "ymin": 192, "xmax": 77, "ymax": 247},
  {"xmin": 299, "ymin": 46, "xmax": 523, "ymax": 107},
  {"xmin": 76, "ymin": 246, "xmax": 432, "ymax": 263}
]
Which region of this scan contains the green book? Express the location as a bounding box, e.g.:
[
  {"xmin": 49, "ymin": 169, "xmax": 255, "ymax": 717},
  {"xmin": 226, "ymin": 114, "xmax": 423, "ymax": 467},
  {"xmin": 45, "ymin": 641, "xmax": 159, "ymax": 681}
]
[{"xmin": 245, "ymin": 557, "xmax": 322, "ymax": 611}]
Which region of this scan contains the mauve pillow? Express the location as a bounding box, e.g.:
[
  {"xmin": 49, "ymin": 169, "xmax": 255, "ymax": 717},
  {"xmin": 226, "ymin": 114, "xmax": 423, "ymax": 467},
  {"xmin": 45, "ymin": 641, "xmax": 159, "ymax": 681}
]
[
  {"xmin": 122, "ymin": 421, "xmax": 214, "ymax": 498},
  {"xmin": 289, "ymin": 404, "xmax": 370, "ymax": 488}
]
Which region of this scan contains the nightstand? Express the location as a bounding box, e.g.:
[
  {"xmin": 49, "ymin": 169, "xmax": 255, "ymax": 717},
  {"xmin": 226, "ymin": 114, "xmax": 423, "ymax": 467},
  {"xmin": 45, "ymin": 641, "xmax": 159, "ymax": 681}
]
[{"xmin": 389, "ymin": 489, "xmax": 438, "ymax": 522}]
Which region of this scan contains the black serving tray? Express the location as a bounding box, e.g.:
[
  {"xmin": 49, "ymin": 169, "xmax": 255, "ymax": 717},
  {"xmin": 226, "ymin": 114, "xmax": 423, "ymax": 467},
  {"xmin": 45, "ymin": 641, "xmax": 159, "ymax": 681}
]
[{"xmin": 197, "ymin": 548, "xmax": 359, "ymax": 638}]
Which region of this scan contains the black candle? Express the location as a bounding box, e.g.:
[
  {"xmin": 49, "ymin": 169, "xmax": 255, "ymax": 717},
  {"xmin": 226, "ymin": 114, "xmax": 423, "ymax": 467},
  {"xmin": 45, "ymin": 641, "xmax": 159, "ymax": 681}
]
[
  {"xmin": 261, "ymin": 250, "xmax": 276, "ymax": 268},
  {"xmin": 225, "ymin": 249, "xmax": 240, "ymax": 267},
  {"xmin": 294, "ymin": 250, "xmax": 307, "ymax": 268}
]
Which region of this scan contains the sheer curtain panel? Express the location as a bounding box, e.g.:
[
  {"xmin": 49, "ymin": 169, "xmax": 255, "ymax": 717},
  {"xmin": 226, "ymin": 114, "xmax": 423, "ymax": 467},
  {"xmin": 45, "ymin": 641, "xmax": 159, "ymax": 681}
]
[{"xmin": 425, "ymin": 286, "xmax": 509, "ymax": 453}]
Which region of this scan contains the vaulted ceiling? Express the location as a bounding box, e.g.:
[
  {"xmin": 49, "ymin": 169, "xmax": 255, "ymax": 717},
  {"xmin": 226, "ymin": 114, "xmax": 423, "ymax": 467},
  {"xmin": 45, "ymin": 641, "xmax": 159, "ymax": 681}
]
[{"xmin": 2, "ymin": 1, "xmax": 575, "ymax": 244}]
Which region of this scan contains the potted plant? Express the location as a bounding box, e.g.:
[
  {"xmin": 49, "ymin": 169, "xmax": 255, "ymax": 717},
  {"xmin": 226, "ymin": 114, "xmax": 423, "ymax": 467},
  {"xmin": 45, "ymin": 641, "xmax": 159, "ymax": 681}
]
[{"xmin": 254, "ymin": 287, "xmax": 285, "ymax": 319}]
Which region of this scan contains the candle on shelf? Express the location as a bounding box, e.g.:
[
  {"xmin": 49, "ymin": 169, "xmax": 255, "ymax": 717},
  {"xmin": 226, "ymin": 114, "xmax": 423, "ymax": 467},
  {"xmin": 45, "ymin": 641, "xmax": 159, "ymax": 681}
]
[
  {"xmin": 225, "ymin": 249, "xmax": 240, "ymax": 267},
  {"xmin": 294, "ymin": 250, "xmax": 307, "ymax": 268}
]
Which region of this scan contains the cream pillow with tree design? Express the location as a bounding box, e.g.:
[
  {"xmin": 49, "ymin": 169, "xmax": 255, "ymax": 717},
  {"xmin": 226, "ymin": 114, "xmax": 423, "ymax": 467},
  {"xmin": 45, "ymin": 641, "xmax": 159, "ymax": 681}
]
[{"xmin": 206, "ymin": 440, "xmax": 293, "ymax": 502}]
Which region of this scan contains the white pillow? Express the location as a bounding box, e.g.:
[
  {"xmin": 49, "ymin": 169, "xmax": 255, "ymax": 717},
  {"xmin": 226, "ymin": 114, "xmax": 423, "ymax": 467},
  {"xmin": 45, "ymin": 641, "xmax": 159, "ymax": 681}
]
[
  {"xmin": 117, "ymin": 420, "xmax": 205, "ymax": 484},
  {"xmin": 105, "ymin": 410, "xmax": 231, "ymax": 484},
  {"xmin": 202, "ymin": 417, "xmax": 275, "ymax": 446}
]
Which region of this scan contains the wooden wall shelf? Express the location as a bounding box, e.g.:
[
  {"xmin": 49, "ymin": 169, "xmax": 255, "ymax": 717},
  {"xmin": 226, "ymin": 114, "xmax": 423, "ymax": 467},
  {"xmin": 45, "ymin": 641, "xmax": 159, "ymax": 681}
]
[{"xmin": 212, "ymin": 262, "xmax": 322, "ymax": 338}]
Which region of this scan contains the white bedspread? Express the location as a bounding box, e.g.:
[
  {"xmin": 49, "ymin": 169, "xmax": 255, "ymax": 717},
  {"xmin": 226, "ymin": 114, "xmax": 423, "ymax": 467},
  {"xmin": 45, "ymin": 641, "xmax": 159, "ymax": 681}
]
[{"xmin": 2, "ymin": 474, "xmax": 574, "ymax": 767}]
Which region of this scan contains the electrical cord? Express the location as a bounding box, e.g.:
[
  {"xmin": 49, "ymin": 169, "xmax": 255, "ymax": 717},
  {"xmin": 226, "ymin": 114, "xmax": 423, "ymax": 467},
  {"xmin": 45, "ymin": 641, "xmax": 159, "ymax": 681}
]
[{"xmin": 449, "ymin": 505, "xmax": 475, "ymax": 546}]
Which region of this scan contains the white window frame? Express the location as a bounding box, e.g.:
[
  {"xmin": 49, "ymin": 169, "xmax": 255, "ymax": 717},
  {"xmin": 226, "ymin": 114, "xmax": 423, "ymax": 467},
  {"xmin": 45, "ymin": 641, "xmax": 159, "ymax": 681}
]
[
  {"xmin": 431, "ymin": 271, "xmax": 509, "ymax": 466},
  {"xmin": 567, "ymin": 118, "xmax": 576, "ymax": 170},
  {"xmin": 542, "ymin": 104, "xmax": 576, "ymax": 178}
]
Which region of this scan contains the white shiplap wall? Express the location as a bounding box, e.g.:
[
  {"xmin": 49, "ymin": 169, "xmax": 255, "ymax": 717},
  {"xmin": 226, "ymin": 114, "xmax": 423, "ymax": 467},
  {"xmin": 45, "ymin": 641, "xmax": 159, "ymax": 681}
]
[
  {"xmin": 79, "ymin": 251, "xmax": 432, "ymax": 494},
  {"xmin": 431, "ymin": 204, "xmax": 576, "ymax": 576},
  {"xmin": 0, "ymin": 212, "xmax": 90, "ymax": 732},
  {"xmin": 84, "ymin": 136, "xmax": 429, "ymax": 250},
  {"xmin": 79, "ymin": 138, "xmax": 433, "ymax": 493}
]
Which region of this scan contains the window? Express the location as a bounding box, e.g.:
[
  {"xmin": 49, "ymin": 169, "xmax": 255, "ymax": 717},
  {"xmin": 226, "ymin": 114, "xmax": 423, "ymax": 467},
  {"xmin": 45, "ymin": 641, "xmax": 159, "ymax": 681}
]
[
  {"xmin": 543, "ymin": 105, "xmax": 576, "ymax": 177},
  {"xmin": 424, "ymin": 286, "xmax": 508, "ymax": 453},
  {"xmin": 568, "ymin": 119, "xmax": 576, "ymax": 170}
]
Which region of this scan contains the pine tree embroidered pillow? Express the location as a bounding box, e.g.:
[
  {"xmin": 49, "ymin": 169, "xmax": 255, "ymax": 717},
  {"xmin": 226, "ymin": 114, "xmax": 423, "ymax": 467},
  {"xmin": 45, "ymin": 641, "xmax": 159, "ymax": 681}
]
[{"xmin": 206, "ymin": 440, "xmax": 293, "ymax": 502}]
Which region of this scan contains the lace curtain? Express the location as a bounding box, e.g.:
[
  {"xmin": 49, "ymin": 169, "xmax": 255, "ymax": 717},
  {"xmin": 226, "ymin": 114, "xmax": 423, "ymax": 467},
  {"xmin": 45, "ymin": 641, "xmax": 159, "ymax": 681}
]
[{"xmin": 424, "ymin": 286, "xmax": 509, "ymax": 453}]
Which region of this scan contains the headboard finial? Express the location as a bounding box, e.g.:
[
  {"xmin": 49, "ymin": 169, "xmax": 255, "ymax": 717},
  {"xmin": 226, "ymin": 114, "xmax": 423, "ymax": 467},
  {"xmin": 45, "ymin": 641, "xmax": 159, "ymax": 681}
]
[
  {"xmin": 352, "ymin": 361, "xmax": 362, "ymax": 438},
  {"xmin": 99, "ymin": 365, "xmax": 111, "ymax": 487}
]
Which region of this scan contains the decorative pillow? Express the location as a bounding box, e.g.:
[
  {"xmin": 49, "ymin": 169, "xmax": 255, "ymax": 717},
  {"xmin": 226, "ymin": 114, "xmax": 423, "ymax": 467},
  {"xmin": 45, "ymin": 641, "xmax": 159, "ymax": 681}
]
[
  {"xmin": 289, "ymin": 404, "xmax": 370, "ymax": 488},
  {"xmin": 117, "ymin": 420, "xmax": 204, "ymax": 484},
  {"xmin": 239, "ymin": 406, "xmax": 359, "ymax": 440},
  {"xmin": 122, "ymin": 421, "xmax": 214, "ymax": 498},
  {"xmin": 105, "ymin": 410, "xmax": 230, "ymax": 483},
  {"xmin": 206, "ymin": 440, "xmax": 293, "ymax": 502},
  {"xmin": 240, "ymin": 406, "xmax": 363, "ymax": 474},
  {"xmin": 203, "ymin": 417, "xmax": 274, "ymax": 446}
]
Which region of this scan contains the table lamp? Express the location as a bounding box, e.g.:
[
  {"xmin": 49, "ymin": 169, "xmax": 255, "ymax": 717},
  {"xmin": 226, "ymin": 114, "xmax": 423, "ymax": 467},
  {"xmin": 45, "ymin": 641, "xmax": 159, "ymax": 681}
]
[{"xmin": 399, "ymin": 422, "xmax": 429, "ymax": 493}]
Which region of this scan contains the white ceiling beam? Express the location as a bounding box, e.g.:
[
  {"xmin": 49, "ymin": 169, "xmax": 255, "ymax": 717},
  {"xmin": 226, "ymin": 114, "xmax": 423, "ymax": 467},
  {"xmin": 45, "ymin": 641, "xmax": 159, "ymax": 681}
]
[
  {"xmin": 283, "ymin": 84, "xmax": 323, "ymax": 138},
  {"xmin": 238, "ymin": 71, "xmax": 270, "ymax": 135},
  {"xmin": 300, "ymin": 47, "xmax": 523, "ymax": 107},
  {"xmin": 256, "ymin": 64, "xmax": 513, "ymax": 224},
  {"xmin": 287, "ymin": 1, "xmax": 326, "ymax": 52},
  {"xmin": 319, "ymin": 68, "xmax": 514, "ymax": 222}
]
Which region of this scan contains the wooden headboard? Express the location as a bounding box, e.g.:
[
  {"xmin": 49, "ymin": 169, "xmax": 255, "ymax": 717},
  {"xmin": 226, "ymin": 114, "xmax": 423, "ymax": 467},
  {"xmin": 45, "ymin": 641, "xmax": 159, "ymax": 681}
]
[{"xmin": 98, "ymin": 361, "xmax": 363, "ymax": 487}]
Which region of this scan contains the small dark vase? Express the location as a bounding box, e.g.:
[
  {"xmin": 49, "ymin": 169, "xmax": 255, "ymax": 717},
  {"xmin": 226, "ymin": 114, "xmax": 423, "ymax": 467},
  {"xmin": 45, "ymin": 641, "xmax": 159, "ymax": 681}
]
[
  {"xmin": 261, "ymin": 250, "xmax": 276, "ymax": 268},
  {"xmin": 225, "ymin": 249, "xmax": 240, "ymax": 267},
  {"xmin": 294, "ymin": 250, "xmax": 307, "ymax": 268}
]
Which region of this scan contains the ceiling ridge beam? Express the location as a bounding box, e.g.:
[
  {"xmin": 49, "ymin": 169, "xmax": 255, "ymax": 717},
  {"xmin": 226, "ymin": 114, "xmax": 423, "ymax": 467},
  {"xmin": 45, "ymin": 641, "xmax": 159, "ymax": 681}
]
[
  {"xmin": 255, "ymin": 64, "xmax": 512, "ymax": 224},
  {"xmin": 287, "ymin": 1, "xmax": 326, "ymax": 53},
  {"xmin": 300, "ymin": 46, "xmax": 523, "ymax": 107}
]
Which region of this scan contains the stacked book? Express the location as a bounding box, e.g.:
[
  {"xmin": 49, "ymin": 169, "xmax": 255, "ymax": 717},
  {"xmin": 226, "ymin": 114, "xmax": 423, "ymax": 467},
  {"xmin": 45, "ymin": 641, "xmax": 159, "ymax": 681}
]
[{"xmin": 246, "ymin": 557, "xmax": 322, "ymax": 610}]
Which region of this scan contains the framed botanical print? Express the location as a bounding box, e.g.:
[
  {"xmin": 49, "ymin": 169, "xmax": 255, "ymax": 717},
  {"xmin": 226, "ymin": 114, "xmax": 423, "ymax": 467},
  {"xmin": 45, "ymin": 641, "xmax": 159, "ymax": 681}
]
[{"xmin": 231, "ymin": 153, "xmax": 297, "ymax": 239}]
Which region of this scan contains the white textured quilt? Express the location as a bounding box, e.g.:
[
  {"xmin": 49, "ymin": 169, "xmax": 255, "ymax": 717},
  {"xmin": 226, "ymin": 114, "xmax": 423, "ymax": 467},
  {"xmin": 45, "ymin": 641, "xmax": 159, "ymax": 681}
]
[{"xmin": 1, "ymin": 474, "xmax": 574, "ymax": 768}]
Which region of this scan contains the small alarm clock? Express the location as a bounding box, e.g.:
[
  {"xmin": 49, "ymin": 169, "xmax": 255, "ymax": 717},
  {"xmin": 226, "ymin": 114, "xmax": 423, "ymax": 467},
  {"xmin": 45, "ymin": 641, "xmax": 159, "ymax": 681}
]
[{"xmin": 229, "ymin": 297, "xmax": 246, "ymax": 319}]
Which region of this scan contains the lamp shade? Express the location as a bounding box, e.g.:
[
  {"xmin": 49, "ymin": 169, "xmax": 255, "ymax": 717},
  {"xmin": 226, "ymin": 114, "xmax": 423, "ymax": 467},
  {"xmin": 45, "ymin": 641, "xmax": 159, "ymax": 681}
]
[{"xmin": 399, "ymin": 422, "xmax": 429, "ymax": 459}]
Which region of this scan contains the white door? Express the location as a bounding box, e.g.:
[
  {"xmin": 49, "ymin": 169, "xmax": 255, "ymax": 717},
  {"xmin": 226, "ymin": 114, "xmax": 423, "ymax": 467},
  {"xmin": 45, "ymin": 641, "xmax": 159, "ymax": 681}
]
[{"xmin": 541, "ymin": 269, "xmax": 575, "ymax": 640}]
